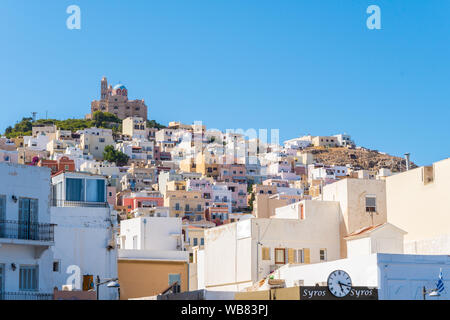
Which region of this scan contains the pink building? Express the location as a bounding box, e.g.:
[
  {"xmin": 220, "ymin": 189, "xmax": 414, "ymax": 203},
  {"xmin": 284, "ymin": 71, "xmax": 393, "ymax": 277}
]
[
  {"xmin": 218, "ymin": 163, "xmax": 247, "ymax": 184},
  {"xmin": 122, "ymin": 191, "xmax": 164, "ymax": 212},
  {"xmin": 215, "ymin": 182, "xmax": 247, "ymax": 210}
]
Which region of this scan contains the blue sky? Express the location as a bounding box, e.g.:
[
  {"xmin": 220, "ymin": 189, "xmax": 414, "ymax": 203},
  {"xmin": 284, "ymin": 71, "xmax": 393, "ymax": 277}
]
[{"xmin": 0, "ymin": 0, "xmax": 449, "ymax": 165}]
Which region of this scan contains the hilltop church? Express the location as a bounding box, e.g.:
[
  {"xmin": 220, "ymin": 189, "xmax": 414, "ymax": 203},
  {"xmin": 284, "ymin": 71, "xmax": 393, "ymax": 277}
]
[{"xmin": 88, "ymin": 77, "xmax": 148, "ymax": 121}]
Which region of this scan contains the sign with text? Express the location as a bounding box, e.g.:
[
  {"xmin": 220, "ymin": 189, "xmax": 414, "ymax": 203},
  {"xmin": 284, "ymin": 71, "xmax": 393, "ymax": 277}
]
[{"xmin": 300, "ymin": 286, "xmax": 378, "ymax": 300}]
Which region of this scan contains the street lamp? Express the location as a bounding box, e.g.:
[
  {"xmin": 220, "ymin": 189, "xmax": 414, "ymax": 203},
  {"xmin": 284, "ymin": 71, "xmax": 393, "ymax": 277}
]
[
  {"xmin": 422, "ymin": 286, "xmax": 440, "ymax": 300},
  {"xmin": 95, "ymin": 276, "xmax": 120, "ymax": 300}
]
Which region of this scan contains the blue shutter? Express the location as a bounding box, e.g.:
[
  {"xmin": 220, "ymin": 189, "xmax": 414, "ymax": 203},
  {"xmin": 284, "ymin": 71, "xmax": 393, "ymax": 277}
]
[{"xmin": 66, "ymin": 178, "xmax": 85, "ymax": 202}]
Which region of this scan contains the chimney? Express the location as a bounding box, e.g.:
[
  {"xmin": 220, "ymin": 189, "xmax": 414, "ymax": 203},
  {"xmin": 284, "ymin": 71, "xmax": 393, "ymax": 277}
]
[{"xmin": 404, "ymin": 153, "xmax": 411, "ymax": 171}]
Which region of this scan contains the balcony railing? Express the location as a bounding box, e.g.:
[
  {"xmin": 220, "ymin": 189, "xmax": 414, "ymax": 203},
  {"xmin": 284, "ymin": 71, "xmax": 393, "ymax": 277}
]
[
  {"xmin": 0, "ymin": 292, "xmax": 53, "ymax": 300},
  {"xmin": 0, "ymin": 220, "xmax": 55, "ymax": 242},
  {"xmin": 51, "ymin": 199, "xmax": 109, "ymax": 208}
]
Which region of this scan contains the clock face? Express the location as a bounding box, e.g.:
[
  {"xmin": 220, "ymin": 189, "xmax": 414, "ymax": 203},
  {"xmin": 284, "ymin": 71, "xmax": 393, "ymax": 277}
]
[{"xmin": 327, "ymin": 270, "xmax": 352, "ymax": 297}]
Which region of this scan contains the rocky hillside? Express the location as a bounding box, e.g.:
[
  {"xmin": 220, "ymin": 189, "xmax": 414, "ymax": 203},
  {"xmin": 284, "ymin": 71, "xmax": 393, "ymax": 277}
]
[{"xmin": 307, "ymin": 147, "xmax": 417, "ymax": 173}]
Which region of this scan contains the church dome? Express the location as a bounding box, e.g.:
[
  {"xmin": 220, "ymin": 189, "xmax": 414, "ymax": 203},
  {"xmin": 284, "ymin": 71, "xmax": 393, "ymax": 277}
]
[
  {"xmin": 113, "ymin": 84, "xmax": 126, "ymax": 90},
  {"xmin": 112, "ymin": 84, "xmax": 128, "ymax": 96}
]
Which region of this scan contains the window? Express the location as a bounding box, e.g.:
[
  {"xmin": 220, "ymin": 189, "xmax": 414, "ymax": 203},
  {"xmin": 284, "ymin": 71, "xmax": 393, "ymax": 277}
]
[
  {"xmin": 66, "ymin": 178, "xmax": 85, "ymax": 201},
  {"xmin": 294, "ymin": 249, "xmax": 304, "ymax": 263},
  {"xmin": 168, "ymin": 274, "xmax": 181, "ymax": 293},
  {"xmin": 86, "ymin": 179, "xmax": 105, "ymax": 203},
  {"xmin": 53, "ymin": 260, "xmax": 60, "ymax": 272},
  {"xmin": 262, "ymin": 247, "xmax": 271, "ymax": 260},
  {"xmin": 197, "ymin": 204, "xmax": 202, "ymax": 212},
  {"xmin": 193, "ymin": 238, "xmax": 198, "ymax": 246},
  {"xmin": 320, "ymin": 249, "xmax": 327, "ymax": 261},
  {"xmin": 18, "ymin": 198, "xmax": 38, "ymax": 240},
  {"xmin": 19, "ymin": 266, "xmax": 38, "ymax": 291},
  {"xmin": 132, "ymin": 236, "xmax": 138, "ymax": 249},
  {"xmin": 423, "ymin": 166, "xmax": 434, "ymax": 185},
  {"xmin": 365, "ymin": 195, "xmax": 376, "ymax": 212},
  {"xmin": 274, "ymin": 248, "xmax": 286, "ymax": 264},
  {"xmin": 200, "ymin": 238, "xmax": 204, "ymax": 245}
]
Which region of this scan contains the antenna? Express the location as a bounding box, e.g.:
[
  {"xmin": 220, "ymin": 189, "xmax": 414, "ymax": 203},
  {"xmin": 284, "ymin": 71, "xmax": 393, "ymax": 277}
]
[{"xmin": 404, "ymin": 153, "xmax": 411, "ymax": 171}]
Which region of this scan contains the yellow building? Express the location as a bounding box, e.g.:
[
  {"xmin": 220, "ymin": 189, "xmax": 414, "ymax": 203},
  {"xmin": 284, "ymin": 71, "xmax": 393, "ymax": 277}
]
[
  {"xmin": 118, "ymin": 259, "xmax": 188, "ymax": 300},
  {"xmin": 164, "ymin": 190, "xmax": 205, "ymax": 219},
  {"xmin": 386, "ymin": 158, "xmax": 450, "ymax": 254},
  {"xmin": 312, "ymin": 136, "xmax": 338, "ymax": 148},
  {"xmin": 166, "ymin": 180, "xmax": 186, "ymax": 192},
  {"xmin": 179, "ymin": 157, "xmax": 196, "ymax": 173},
  {"xmin": 117, "ymin": 216, "xmax": 189, "ymax": 300},
  {"xmin": 322, "ymin": 178, "xmax": 387, "ymax": 258},
  {"xmin": 195, "ymin": 153, "xmax": 221, "ymax": 178}
]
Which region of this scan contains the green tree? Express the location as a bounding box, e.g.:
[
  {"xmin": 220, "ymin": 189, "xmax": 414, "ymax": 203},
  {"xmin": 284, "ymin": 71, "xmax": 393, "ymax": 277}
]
[
  {"xmin": 248, "ymin": 192, "xmax": 256, "ymax": 212},
  {"xmin": 103, "ymin": 145, "xmax": 129, "ymax": 166},
  {"xmin": 146, "ymin": 120, "xmax": 166, "ymax": 129},
  {"xmin": 92, "ymin": 111, "xmax": 121, "ymax": 128}
]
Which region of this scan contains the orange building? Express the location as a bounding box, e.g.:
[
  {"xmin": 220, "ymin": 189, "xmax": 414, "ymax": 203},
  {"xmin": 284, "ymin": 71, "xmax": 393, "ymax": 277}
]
[{"xmin": 38, "ymin": 156, "xmax": 75, "ymax": 174}]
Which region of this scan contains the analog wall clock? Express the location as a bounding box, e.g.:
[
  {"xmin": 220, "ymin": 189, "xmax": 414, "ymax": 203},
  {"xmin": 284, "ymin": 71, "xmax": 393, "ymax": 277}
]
[{"xmin": 327, "ymin": 270, "xmax": 352, "ymax": 297}]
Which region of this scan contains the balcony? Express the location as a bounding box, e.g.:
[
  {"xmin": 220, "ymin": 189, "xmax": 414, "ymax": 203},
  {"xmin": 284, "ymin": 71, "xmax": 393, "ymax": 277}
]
[
  {"xmin": 51, "ymin": 199, "xmax": 109, "ymax": 208},
  {"xmin": 0, "ymin": 292, "xmax": 53, "ymax": 300},
  {"xmin": 0, "ymin": 220, "xmax": 55, "ymax": 242}
]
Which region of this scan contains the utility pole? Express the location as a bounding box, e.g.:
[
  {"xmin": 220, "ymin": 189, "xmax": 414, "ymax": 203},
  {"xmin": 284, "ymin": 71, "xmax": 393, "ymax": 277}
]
[{"xmin": 255, "ymin": 222, "xmax": 261, "ymax": 281}]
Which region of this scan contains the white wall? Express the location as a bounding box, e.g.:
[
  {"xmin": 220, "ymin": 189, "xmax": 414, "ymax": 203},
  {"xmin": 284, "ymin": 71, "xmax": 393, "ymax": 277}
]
[
  {"xmin": 120, "ymin": 217, "xmax": 182, "ymax": 251},
  {"xmin": 204, "ymin": 214, "xmax": 341, "ymax": 292},
  {"xmin": 51, "ymin": 206, "xmax": 118, "ymax": 300},
  {"xmin": 347, "ymin": 225, "xmax": 405, "ymax": 258},
  {"xmin": 386, "ymin": 158, "xmax": 450, "ymax": 254},
  {"xmin": 0, "ymin": 163, "xmax": 54, "ymax": 296},
  {"xmin": 273, "ymin": 253, "xmax": 450, "ymax": 300}
]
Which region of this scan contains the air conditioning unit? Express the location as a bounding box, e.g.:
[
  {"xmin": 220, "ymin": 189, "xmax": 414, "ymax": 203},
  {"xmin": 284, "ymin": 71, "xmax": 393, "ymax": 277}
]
[{"xmin": 62, "ymin": 284, "xmax": 74, "ymax": 291}]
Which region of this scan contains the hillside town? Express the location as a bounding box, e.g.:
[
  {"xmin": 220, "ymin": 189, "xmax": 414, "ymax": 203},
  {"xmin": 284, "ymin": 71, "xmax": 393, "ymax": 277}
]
[{"xmin": 0, "ymin": 77, "xmax": 448, "ymax": 300}]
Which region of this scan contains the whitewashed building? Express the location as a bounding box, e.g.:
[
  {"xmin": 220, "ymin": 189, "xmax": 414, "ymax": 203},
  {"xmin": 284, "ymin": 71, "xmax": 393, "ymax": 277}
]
[
  {"xmin": 0, "ymin": 163, "xmax": 55, "ymax": 300},
  {"xmin": 270, "ymin": 253, "xmax": 450, "ymax": 300},
  {"xmin": 203, "ymin": 212, "xmax": 341, "ymax": 292},
  {"xmin": 50, "ymin": 171, "xmax": 118, "ymax": 300}
]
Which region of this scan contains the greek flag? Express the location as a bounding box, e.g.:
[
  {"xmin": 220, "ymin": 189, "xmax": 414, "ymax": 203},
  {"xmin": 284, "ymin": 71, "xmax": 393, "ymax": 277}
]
[{"xmin": 436, "ymin": 269, "xmax": 445, "ymax": 293}]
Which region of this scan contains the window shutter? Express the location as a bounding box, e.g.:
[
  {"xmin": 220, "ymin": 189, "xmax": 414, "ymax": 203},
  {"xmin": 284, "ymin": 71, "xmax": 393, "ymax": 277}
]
[
  {"xmin": 288, "ymin": 249, "xmax": 295, "ymax": 263},
  {"xmin": 304, "ymin": 248, "xmax": 310, "ymax": 264},
  {"xmin": 262, "ymin": 247, "xmax": 270, "ymax": 260}
]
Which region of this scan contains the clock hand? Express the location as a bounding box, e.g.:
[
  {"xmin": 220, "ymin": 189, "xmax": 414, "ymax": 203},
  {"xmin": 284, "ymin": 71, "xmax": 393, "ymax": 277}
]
[{"xmin": 338, "ymin": 281, "xmax": 352, "ymax": 287}]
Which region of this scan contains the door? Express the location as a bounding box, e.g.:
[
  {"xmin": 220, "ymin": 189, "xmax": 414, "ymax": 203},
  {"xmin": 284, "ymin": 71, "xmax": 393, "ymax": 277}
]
[
  {"xmin": 0, "ymin": 264, "xmax": 4, "ymax": 299},
  {"xmin": 0, "ymin": 195, "xmax": 5, "ymax": 238},
  {"xmin": 18, "ymin": 198, "xmax": 38, "ymax": 240},
  {"xmin": 169, "ymin": 274, "xmax": 181, "ymax": 293}
]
